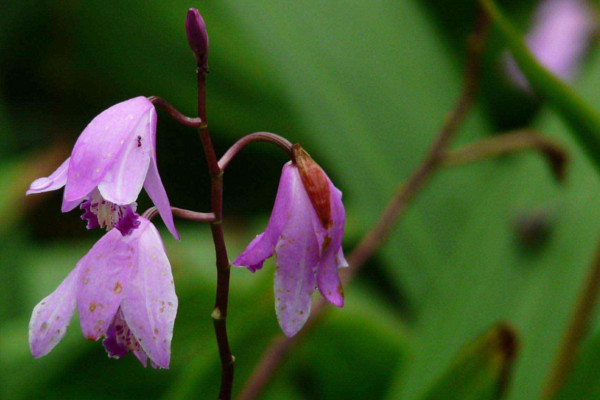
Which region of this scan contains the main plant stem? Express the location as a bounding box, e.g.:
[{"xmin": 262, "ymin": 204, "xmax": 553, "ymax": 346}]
[{"xmin": 197, "ymin": 69, "xmax": 235, "ymax": 400}]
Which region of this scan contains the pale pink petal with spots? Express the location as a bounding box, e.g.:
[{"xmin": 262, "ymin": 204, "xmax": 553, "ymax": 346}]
[
  {"xmin": 29, "ymin": 264, "xmax": 79, "ymax": 358},
  {"xmin": 76, "ymin": 228, "xmax": 136, "ymax": 341},
  {"xmin": 273, "ymin": 170, "xmax": 320, "ymax": 337},
  {"xmin": 64, "ymin": 97, "xmax": 153, "ymax": 203},
  {"xmin": 121, "ymin": 220, "xmax": 177, "ymax": 369},
  {"xmin": 97, "ymin": 108, "xmax": 153, "ymax": 205},
  {"xmin": 316, "ymin": 183, "xmax": 345, "ymax": 307}
]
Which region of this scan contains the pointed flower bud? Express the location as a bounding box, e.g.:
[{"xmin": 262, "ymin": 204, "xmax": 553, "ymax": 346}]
[
  {"xmin": 29, "ymin": 218, "xmax": 178, "ymax": 369},
  {"xmin": 504, "ymin": 0, "xmax": 597, "ymax": 90},
  {"xmin": 186, "ymin": 8, "xmax": 209, "ymax": 70},
  {"xmin": 233, "ymin": 160, "xmax": 347, "ymax": 337},
  {"xmin": 292, "ymin": 144, "xmax": 332, "ymax": 229},
  {"xmin": 26, "ymin": 97, "xmax": 178, "ymax": 239}
]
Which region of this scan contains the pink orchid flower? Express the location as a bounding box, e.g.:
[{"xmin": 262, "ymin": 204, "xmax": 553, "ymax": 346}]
[
  {"xmin": 26, "ymin": 97, "xmax": 178, "ymax": 239},
  {"xmin": 29, "ymin": 217, "xmax": 178, "ymax": 369},
  {"xmin": 233, "ymin": 154, "xmax": 347, "ymax": 337}
]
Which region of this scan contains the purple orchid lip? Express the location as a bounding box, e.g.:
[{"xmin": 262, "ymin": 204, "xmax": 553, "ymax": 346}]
[
  {"xmin": 25, "ymin": 97, "xmax": 179, "ymax": 240},
  {"xmin": 28, "ymin": 217, "xmax": 178, "ymax": 369},
  {"xmin": 233, "ymin": 161, "xmax": 347, "ymax": 337}
]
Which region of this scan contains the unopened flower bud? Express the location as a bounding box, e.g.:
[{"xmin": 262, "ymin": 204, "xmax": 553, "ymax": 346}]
[
  {"xmin": 186, "ymin": 8, "xmax": 209, "ymax": 70},
  {"xmin": 292, "ymin": 144, "xmax": 332, "ymax": 229}
]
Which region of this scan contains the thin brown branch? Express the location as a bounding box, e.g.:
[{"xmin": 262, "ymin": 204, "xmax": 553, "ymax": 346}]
[
  {"xmin": 142, "ymin": 206, "xmax": 215, "ymax": 223},
  {"xmin": 236, "ymin": 11, "xmax": 490, "ymax": 400},
  {"xmin": 442, "ymin": 130, "xmax": 569, "ymax": 182},
  {"xmin": 218, "ymin": 132, "xmax": 293, "ymax": 171},
  {"xmin": 539, "ymin": 235, "xmax": 600, "ymax": 400},
  {"xmin": 148, "ymin": 96, "xmax": 205, "ymax": 128}
]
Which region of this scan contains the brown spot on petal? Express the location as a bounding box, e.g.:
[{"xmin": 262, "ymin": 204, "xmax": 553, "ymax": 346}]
[
  {"xmin": 113, "ymin": 281, "xmax": 123, "ymax": 294},
  {"xmin": 40, "ymin": 322, "xmax": 48, "ymax": 331},
  {"xmin": 293, "ymin": 144, "xmax": 332, "ymax": 228},
  {"xmin": 322, "ymin": 235, "xmax": 332, "ymax": 253},
  {"xmin": 89, "ymin": 302, "xmax": 97, "ymax": 313},
  {"xmin": 337, "ymin": 284, "xmax": 344, "ymax": 298}
]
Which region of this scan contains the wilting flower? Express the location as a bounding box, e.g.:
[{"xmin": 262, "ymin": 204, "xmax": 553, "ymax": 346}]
[
  {"xmin": 29, "ymin": 217, "xmax": 178, "ymax": 369},
  {"xmin": 26, "ymin": 97, "xmax": 178, "ymax": 239},
  {"xmin": 233, "ymin": 146, "xmax": 347, "ymax": 337},
  {"xmin": 504, "ymin": 0, "xmax": 597, "ymax": 89}
]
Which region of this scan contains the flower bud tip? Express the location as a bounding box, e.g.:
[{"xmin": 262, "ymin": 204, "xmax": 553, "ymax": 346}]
[{"xmin": 186, "ymin": 8, "xmax": 209, "ymax": 70}]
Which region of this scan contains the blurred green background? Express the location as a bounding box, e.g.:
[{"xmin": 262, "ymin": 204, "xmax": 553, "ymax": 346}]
[{"xmin": 3, "ymin": 0, "xmax": 600, "ymax": 399}]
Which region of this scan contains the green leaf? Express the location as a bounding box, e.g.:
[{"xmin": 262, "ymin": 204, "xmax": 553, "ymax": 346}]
[
  {"xmin": 419, "ymin": 324, "xmax": 518, "ymax": 400},
  {"xmin": 553, "ymin": 329, "xmax": 600, "ymax": 400}
]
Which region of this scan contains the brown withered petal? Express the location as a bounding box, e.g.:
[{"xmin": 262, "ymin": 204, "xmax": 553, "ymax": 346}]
[{"xmin": 292, "ymin": 144, "xmax": 332, "ymax": 228}]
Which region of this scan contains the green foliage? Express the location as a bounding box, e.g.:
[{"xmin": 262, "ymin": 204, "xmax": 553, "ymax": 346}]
[{"xmin": 419, "ymin": 324, "xmax": 518, "ymax": 400}]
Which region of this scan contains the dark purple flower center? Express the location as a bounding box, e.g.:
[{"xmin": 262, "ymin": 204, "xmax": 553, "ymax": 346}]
[{"xmin": 80, "ymin": 189, "xmax": 140, "ymax": 236}]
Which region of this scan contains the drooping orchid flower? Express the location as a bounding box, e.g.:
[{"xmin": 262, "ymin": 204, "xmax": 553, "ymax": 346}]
[
  {"xmin": 233, "ymin": 146, "xmax": 347, "ymax": 337},
  {"xmin": 26, "ymin": 97, "xmax": 178, "ymax": 239},
  {"xmin": 29, "ymin": 217, "xmax": 178, "ymax": 369}
]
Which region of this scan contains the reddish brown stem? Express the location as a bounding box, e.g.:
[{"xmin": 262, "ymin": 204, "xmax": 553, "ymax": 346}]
[
  {"xmin": 142, "ymin": 206, "xmax": 215, "ymax": 223},
  {"xmin": 148, "ymin": 96, "xmax": 205, "ymax": 128},
  {"xmin": 236, "ymin": 11, "xmax": 489, "ymax": 400},
  {"xmin": 218, "ymin": 132, "xmax": 293, "ymax": 171},
  {"xmin": 196, "ymin": 69, "xmax": 235, "ymax": 400}
]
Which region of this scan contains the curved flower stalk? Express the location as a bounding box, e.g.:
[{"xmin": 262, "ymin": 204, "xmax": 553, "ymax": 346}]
[
  {"xmin": 29, "ymin": 217, "xmax": 178, "ymax": 369},
  {"xmin": 504, "ymin": 0, "xmax": 597, "ymax": 90},
  {"xmin": 233, "ymin": 147, "xmax": 347, "ymax": 337},
  {"xmin": 26, "ymin": 97, "xmax": 178, "ymax": 239}
]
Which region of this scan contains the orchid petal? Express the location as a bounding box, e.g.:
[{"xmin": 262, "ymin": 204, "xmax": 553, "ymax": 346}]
[
  {"xmin": 29, "ymin": 265, "xmax": 79, "ymax": 358},
  {"xmin": 273, "ymin": 171, "xmax": 320, "ymax": 337},
  {"xmin": 97, "ymin": 108, "xmax": 153, "ymax": 205},
  {"xmin": 61, "ymin": 196, "xmax": 84, "ymax": 213},
  {"xmin": 76, "ymin": 228, "xmax": 136, "ymax": 341},
  {"xmin": 26, "ymin": 157, "xmax": 70, "ymax": 195},
  {"xmin": 317, "ymin": 184, "xmax": 345, "ymax": 307},
  {"xmin": 233, "ymin": 163, "xmax": 296, "ymax": 271},
  {"xmin": 144, "ymin": 155, "xmax": 179, "ymax": 240},
  {"xmin": 121, "ymin": 220, "xmax": 177, "ymax": 369},
  {"xmin": 64, "ymin": 97, "xmax": 153, "ymax": 203}
]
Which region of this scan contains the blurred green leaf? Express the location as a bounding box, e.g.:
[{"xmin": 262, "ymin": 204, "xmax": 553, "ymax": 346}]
[
  {"xmin": 553, "ymin": 328, "xmax": 600, "ymax": 400},
  {"xmin": 419, "ymin": 323, "xmax": 518, "ymax": 400}
]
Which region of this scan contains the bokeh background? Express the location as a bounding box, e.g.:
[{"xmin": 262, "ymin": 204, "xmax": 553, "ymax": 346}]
[{"xmin": 3, "ymin": 0, "xmax": 600, "ymax": 399}]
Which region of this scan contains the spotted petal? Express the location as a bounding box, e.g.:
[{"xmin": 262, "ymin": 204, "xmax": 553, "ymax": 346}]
[
  {"xmin": 273, "ymin": 170, "xmax": 320, "ymax": 337},
  {"xmin": 121, "ymin": 219, "xmax": 177, "ymax": 369},
  {"xmin": 64, "ymin": 97, "xmax": 153, "ymax": 204},
  {"xmin": 76, "ymin": 228, "xmax": 136, "ymax": 340},
  {"xmin": 29, "ymin": 265, "xmax": 79, "ymax": 358},
  {"xmin": 97, "ymin": 107, "xmax": 153, "ymax": 205},
  {"xmin": 316, "ymin": 184, "xmax": 345, "ymax": 307}
]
